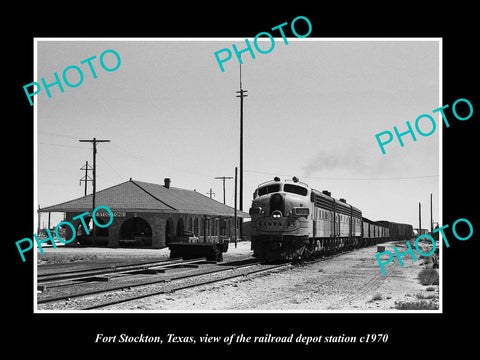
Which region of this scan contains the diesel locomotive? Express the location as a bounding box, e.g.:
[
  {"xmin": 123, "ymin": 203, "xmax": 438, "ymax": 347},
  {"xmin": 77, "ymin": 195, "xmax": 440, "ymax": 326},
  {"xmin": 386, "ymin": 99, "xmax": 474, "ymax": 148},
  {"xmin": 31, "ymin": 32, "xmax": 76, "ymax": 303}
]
[{"xmin": 249, "ymin": 177, "xmax": 413, "ymax": 260}]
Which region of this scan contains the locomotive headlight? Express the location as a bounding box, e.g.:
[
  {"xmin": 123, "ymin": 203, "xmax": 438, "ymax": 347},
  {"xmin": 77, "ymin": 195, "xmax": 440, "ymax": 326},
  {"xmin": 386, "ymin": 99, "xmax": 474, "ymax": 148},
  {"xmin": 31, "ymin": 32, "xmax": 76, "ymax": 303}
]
[
  {"xmin": 271, "ymin": 210, "xmax": 282, "ymax": 219},
  {"xmin": 249, "ymin": 206, "xmax": 262, "ymax": 216},
  {"xmin": 293, "ymin": 207, "xmax": 310, "ymax": 217}
]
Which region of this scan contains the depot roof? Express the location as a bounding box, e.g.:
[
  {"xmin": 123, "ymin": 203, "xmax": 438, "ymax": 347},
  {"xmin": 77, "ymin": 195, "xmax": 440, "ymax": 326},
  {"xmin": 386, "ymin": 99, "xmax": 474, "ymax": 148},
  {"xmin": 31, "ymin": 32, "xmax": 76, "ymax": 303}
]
[{"xmin": 39, "ymin": 179, "xmax": 249, "ymax": 218}]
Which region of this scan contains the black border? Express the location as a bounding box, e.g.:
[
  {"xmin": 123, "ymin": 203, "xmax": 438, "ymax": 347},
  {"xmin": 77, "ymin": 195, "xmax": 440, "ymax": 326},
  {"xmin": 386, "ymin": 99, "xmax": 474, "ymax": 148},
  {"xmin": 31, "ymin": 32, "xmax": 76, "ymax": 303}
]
[{"xmin": 8, "ymin": 5, "xmax": 478, "ymax": 355}]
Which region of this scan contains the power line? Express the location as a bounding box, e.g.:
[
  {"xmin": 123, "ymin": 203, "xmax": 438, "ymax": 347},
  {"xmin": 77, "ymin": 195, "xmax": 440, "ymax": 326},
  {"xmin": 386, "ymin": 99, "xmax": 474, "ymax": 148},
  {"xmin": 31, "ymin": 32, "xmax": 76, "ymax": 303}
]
[
  {"xmin": 38, "ymin": 130, "xmax": 80, "ymax": 139},
  {"xmin": 38, "ymin": 142, "xmax": 84, "ymax": 149},
  {"xmin": 97, "ymin": 152, "xmax": 124, "ymax": 180},
  {"xmin": 106, "ymin": 143, "xmax": 215, "ymax": 179},
  {"xmin": 108, "ymin": 142, "xmax": 145, "ymax": 161},
  {"xmin": 245, "ymin": 169, "xmax": 439, "ymax": 181}
]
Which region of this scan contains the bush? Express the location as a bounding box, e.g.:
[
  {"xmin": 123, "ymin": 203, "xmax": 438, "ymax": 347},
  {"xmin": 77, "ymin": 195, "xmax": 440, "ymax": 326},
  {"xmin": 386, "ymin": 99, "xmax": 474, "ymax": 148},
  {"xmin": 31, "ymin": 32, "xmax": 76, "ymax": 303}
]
[
  {"xmin": 415, "ymin": 292, "xmax": 436, "ymax": 300},
  {"xmin": 369, "ymin": 293, "xmax": 383, "ymax": 302},
  {"xmin": 418, "ymin": 268, "xmax": 439, "ymax": 286},
  {"xmin": 395, "ymin": 300, "xmax": 438, "ymax": 310}
]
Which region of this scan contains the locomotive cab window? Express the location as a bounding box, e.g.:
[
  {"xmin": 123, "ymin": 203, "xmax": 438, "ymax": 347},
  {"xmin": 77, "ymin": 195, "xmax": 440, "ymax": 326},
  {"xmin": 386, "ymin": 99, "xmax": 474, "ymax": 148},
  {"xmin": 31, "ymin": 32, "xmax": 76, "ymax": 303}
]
[
  {"xmin": 258, "ymin": 184, "xmax": 281, "ymax": 197},
  {"xmin": 284, "ymin": 184, "xmax": 308, "ymax": 196}
]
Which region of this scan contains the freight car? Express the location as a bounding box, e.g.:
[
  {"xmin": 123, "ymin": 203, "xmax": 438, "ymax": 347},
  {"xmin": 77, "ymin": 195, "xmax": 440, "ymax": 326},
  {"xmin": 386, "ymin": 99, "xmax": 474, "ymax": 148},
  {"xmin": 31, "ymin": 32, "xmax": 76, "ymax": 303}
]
[
  {"xmin": 362, "ymin": 217, "xmax": 390, "ymax": 246},
  {"xmin": 249, "ymin": 177, "xmax": 410, "ymax": 261},
  {"xmin": 376, "ymin": 220, "xmax": 413, "ymax": 241}
]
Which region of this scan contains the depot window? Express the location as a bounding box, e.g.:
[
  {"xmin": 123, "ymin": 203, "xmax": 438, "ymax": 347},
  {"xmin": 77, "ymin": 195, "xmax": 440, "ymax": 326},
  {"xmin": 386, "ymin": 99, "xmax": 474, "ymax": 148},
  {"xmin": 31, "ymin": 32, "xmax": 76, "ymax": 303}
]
[{"xmin": 284, "ymin": 184, "xmax": 308, "ymax": 196}]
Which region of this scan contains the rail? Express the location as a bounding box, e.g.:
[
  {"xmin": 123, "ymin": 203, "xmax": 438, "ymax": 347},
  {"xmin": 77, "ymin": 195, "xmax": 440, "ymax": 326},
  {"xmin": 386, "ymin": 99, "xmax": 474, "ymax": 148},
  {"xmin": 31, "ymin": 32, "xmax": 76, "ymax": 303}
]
[
  {"xmin": 37, "ymin": 258, "xmax": 268, "ymax": 306},
  {"xmin": 83, "ymin": 261, "xmax": 290, "ymax": 310}
]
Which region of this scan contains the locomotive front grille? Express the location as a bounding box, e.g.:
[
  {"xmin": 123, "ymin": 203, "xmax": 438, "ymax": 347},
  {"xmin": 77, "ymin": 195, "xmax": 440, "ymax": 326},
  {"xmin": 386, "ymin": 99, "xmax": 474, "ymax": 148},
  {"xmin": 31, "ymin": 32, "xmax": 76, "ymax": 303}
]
[
  {"xmin": 255, "ymin": 217, "xmax": 299, "ymax": 232},
  {"xmin": 269, "ymin": 193, "xmax": 284, "ymax": 216}
]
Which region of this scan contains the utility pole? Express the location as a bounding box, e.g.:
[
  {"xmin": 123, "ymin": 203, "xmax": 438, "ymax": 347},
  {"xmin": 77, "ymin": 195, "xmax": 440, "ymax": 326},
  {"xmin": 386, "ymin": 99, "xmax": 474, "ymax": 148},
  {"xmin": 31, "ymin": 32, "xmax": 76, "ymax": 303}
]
[
  {"xmin": 236, "ymin": 64, "xmax": 247, "ymax": 243},
  {"xmin": 236, "ymin": 64, "xmax": 247, "ymax": 212},
  {"xmin": 430, "ymin": 193, "xmax": 433, "ymax": 233},
  {"xmin": 206, "ymin": 188, "xmax": 215, "ymax": 199},
  {"xmin": 419, "ymin": 202, "xmax": 422, "ymax": 236},
  {"xmin": 79, "ymin": 160, "xmax": 93, "ymax": 196},
  {"xmin": 37, "ymin": 204, "xmax": 41, "ymax": 235},
  {"xmin": 79, "ymin": 138, "xmax": 110, "ymax": 245},
  {"xmin": 214, "ymin": 176, "xmax": 233, "ymax": 204},
  {"xmin": 234, "ymin": 167, "xmax": 238, "ymax": 248}
]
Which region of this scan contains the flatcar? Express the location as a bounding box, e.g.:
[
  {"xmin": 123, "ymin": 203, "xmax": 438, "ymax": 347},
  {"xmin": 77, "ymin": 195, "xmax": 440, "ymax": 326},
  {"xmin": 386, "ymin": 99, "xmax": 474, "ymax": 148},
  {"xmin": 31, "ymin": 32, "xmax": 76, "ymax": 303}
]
[{"xmin": 249, "ymin": 177, "xmax": 411, "ymax": 261}]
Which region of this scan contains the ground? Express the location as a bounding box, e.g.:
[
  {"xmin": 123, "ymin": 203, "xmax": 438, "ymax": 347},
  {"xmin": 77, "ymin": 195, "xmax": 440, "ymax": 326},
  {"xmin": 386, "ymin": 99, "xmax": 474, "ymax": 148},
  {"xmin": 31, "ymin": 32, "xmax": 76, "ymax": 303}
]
[{"xmin": 36, "ymin": 240, "xmax": 440, "ymax": 312}]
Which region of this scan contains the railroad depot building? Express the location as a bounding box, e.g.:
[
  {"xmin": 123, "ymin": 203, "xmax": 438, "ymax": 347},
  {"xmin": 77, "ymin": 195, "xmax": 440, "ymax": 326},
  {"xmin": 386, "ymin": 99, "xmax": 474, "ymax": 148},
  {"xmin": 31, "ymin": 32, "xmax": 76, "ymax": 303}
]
[{"xmin": 39, "ymin": 178, "xmax": 249, "ymax": 248}]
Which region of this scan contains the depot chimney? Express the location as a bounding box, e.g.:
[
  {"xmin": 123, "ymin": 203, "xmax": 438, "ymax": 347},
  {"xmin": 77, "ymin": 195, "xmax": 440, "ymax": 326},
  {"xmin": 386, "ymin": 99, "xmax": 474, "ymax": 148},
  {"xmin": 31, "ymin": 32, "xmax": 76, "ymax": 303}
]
[{"xmin": 164, "ymin": 178, "xmax": 171, "ymax": 189}]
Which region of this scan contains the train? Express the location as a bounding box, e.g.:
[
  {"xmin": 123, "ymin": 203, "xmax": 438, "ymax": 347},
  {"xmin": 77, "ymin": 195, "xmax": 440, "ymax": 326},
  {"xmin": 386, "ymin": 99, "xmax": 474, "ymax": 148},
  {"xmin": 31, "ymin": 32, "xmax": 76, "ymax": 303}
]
[{"xmin": 248, "ymin": 177, "xmax": 413, "ymax": 260}]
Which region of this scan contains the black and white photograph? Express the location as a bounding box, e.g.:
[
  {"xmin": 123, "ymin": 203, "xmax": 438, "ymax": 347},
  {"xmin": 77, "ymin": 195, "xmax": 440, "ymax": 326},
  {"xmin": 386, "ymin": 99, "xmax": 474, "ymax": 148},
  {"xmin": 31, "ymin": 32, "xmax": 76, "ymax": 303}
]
[
  {"xmin": 7, "ymin": 6, "xmax": 478, "ymax": 355},
  {"xmin": 33, "ymin": 38, "xmax": 442, "ymax": 313}
]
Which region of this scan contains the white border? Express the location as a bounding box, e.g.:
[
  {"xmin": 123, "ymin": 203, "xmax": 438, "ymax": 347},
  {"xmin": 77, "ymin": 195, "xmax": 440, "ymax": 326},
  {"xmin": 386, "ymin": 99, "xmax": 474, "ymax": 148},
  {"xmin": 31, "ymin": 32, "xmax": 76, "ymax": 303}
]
[{"xmin": 33, "ymin": 37, "xmax": 443, "ymax": 314}]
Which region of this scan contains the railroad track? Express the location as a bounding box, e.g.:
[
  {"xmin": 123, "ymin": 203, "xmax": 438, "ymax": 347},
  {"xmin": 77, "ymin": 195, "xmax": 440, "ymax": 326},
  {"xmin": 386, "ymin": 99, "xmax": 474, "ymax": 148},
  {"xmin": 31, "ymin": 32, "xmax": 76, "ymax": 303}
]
[
  {"xmin": 37, "ymin": 257, "xmax": 219, "ymax": 301},
  {"xmin": 37, "ymin": 249, "xmax": 358, "ymax": 310},
  {"xmin": 37, "ymin": 257, "xmax": 291, "ymax": 310},
  {"xmin": 37, "ymin": 258, "xmax": 188, "ymax": 282},
  {"xmin": 83, "ymin": 251, "xmax": 360, "ymax": 310},
  {"xmin": 83, "ymin": 261, "xmax": 291, "ymax": 310},
  {"xmin": 37, "ymin": 258, "xmax": 209, "ymax": 290}
]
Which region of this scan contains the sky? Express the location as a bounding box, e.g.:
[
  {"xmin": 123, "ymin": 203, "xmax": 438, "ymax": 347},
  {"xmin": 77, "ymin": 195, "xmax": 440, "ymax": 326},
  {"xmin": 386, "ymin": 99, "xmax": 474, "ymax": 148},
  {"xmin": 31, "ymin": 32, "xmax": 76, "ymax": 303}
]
[{"xmin": 35, "ymin": 38, "xmax": 440, "ymax": 229}]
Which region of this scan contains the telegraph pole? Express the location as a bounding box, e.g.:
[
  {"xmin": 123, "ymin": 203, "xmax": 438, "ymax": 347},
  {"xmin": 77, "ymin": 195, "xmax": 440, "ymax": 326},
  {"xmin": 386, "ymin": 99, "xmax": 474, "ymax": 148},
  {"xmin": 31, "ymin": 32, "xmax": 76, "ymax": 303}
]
[
  {"xmin": 234, "ymin": 167, "xmax": 238, "ymax": 248},
  {"xmin": 206, "ymin": 188, "xmax": 215, "ymax": 199},
  {"xmin": 430, "ymin": 193, "xmax": 433, "ymax": 233},
  {"xmin": 419, "ymin": 202, "xmax": 422, "ymax": 236},
  {"xmin": 37, "ymin": 205, "xmax": 41, "ymax": 235},
  {"xmin": 80, "ymin": 160, "xmax": 93, "ymax": 196},
  {"xmin": 214, "ymin": 176, "xmax": 233, "ymax": 204},
  {"xmin": 236, "ymin": 65, "xmax": 247, "ymax": 243},
  {"xmin": 79, "ymin": 138, "xmax": 110, "ymax": 245},
  {"xmin": 236, "ymin": 64, "xmax": 247, "ymax": 212}
]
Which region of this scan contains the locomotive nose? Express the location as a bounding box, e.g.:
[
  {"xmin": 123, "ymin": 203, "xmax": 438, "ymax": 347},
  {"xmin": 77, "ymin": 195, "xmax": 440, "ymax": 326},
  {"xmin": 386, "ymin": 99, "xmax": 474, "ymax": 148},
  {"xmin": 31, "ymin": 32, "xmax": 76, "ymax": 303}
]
[{"xmin": 270, "ymin": 193, "xmax": 284, "ymax": 216}]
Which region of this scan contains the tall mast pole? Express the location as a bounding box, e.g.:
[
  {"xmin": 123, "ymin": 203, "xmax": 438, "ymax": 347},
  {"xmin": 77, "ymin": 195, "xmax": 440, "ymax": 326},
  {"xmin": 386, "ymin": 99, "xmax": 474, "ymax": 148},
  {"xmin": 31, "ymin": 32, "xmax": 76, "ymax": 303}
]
[
  {"xmin": 234, "ymin": 167, "xmax": 238, "ymax": 248},
  {"xmin": 236, "ymin": 65, "xmax": 247, "ymax": 241},
  {"xmin": 80, "ymin": 160, "xmax": 93, "ymax": 196},
  {"xmin": 215, "ymin": 176, "xmax": 233, "ymax": 204},
  {"xmin": 430, "ymin": 193, "xmax": 433, "ymax": 232},
  {"xmin": 419, "ymin": 202, "xmax": 422, "ymax": 236},
  {"xmin": 79, "ymin": 138, "xmax": 110, "ymax": 245}
]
